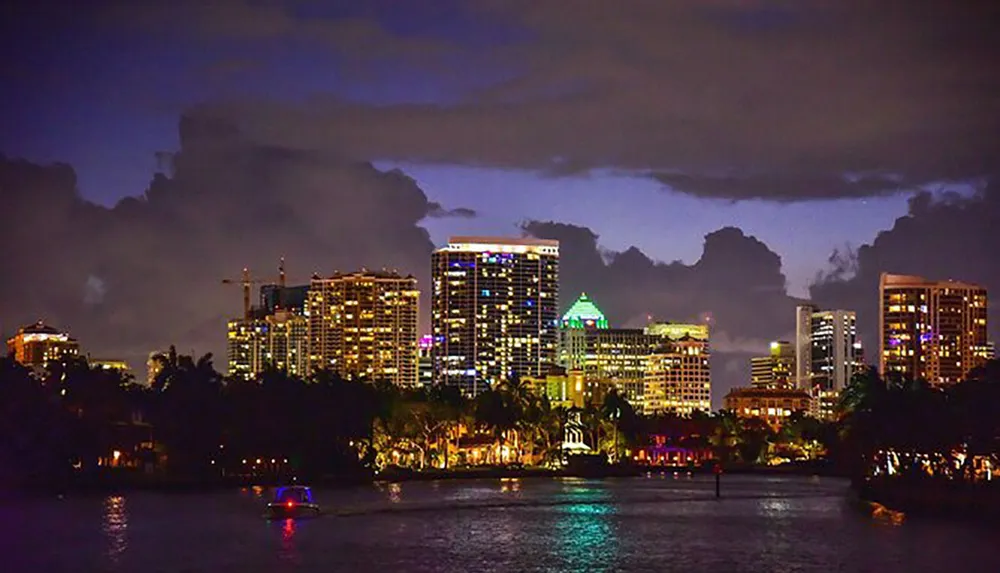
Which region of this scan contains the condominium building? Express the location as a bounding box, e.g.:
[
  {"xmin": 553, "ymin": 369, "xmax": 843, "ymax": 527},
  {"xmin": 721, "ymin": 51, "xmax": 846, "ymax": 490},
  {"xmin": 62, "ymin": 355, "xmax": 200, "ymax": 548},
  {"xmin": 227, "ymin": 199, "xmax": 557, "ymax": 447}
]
[
  {"xmin": 6, "ymin": 321, "xmax": 80, "ymax": 369},
  {"xmin": 879, "ymin": 273, "xmax": 989, "ymax": 386},
  {"xmin": 308, "ymin": 270, "xmax": 420, "ymax": 387},
  {"xmin": 431, "ymin": 237, "xmax": 559, "ymax": 396},
  {"xmin": 227, "ymin": 318, "xmax": 268, "ymax": 381},
  {"xmin": 643, "ymin": 337, "xmax": 711, "ymax": 416},
  {"xmin": 794, "ymin": 305, "xmax": 864, "ymax": 419},
  {"xmin": 750, "ymin": 341, "xmax": 795, "ymax": 389},
  {"xmin": 557, "ymin": 292, "xmax": 711, "ymax": 412},
  {"xmin": 226, "ymin": 309, "xmax": 309, "ymax": 382}
]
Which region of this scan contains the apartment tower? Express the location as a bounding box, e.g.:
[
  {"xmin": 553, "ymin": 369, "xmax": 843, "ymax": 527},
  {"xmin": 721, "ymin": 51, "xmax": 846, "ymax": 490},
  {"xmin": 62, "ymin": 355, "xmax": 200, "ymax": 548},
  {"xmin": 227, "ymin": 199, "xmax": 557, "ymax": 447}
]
[
  {"xmin": 431, "ymin": 236, "xmax": 559, "ymax": 396},
  {"xmin": 307, "ymin": 270, "xmax": 420, "ymax": 387},
  {"xmin": 879, "ymin": 273, "xmax": 988, "ymax": 385}
]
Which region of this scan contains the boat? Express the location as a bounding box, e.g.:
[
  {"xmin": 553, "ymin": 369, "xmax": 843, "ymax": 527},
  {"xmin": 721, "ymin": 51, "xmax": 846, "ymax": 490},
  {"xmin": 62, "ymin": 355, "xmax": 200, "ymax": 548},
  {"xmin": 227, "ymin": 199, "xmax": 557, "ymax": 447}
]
[{"xmin": 264, "ymin": 485, "xmax": 321, "ymax": 520}]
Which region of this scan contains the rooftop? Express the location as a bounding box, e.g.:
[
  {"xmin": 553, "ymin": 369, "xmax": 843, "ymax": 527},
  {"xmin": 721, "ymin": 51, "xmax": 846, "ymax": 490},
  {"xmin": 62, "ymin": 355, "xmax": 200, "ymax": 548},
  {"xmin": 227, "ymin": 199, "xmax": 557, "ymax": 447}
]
[
  {"xmin": 15, "ymin": 320, "xmax": 72, "ymax": 337},
  {"xmin": 880, "ymin": 272, "xmax": 985, "ymax": 290},
  {"xmin": 448, "ymin": 236, "xmax": 559, "ymax": 247},
  {"xmin": 561, "ymin": 293, "xmax": 609, "ymax": 329}
]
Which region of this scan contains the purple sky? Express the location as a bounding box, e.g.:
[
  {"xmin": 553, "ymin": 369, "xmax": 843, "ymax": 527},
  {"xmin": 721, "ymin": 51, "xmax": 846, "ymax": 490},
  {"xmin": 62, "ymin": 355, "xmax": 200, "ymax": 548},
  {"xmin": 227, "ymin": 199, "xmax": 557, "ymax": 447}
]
[
  {"xmin": 1, "ymin": 2, "xmax": 918, "ymax": 299},
  {"xmin": 3, "ymin": 1, "xmax": 998, "ymax": 400}
]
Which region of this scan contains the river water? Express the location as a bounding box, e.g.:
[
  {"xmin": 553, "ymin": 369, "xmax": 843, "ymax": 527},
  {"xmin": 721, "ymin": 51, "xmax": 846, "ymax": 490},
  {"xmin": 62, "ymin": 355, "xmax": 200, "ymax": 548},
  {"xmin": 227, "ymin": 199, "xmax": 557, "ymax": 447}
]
[{"xmin": 4, "ymin": 474, "xmax": 995, "ymax": 572}]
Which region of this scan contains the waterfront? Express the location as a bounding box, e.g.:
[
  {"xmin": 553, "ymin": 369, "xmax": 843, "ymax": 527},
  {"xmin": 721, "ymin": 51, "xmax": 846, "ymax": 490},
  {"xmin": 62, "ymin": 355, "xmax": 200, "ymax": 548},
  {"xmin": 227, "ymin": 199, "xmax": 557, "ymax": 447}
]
[{"xmin": 5, "ymin": 475, "xmax": 996, "ymax": 572}]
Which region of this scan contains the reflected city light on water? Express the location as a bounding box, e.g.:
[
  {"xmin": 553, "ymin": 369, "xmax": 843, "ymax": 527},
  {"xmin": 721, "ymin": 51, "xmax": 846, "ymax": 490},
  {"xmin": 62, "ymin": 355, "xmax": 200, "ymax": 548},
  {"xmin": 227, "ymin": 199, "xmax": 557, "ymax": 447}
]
[
  {"xmin": 500, "ymin": 478, "xmax": 521, "ymax": 493},
  {"xmin": 102, "ymin": 495, "xmax": 128, "ymax": 565},
  {"xmin": 554, "ymin": 496, "xmax": 619, "ymax": 573},
  {"xmin": 870, "ymin": 502, "xmax": 906, "ymax": 526},
  {"xmin": 276, "ymin": 518, "xmax": 300, "ymax": 565},
  {"xmin": 757, "ymin": 498, "xmax": 792, "ymax": 517},
  {"xmin": 387, "ymin": 482, "xmax": 402, "ymax": 503}
]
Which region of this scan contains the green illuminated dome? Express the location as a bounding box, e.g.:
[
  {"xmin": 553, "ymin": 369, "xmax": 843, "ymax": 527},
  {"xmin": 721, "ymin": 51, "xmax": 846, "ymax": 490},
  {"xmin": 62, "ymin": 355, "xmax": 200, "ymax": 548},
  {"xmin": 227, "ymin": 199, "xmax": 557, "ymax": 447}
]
[{"xmin": 561, "ymin": 293, "xmax": 609, "ymax": 329}]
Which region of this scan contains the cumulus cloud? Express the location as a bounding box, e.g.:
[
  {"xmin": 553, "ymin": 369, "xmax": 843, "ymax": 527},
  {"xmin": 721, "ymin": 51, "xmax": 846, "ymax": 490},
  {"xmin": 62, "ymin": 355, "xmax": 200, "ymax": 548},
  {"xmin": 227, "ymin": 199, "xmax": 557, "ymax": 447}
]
[
  {"xmin": 0, "ymin": 112, "xmax": 438, "ymax": 371},
  {"xmin": 150, "ymin": 0, "xmax": 1000, "ymax": 202},
  {"xmin": 811, "ymin": 180, "xmax": 1000, "ymax": 352},
  {"xmin": 426, "ymin": 202, "xmax": 477, "ymax": 219},
  {"xmin": 522, "ymin": 220, "xmax": 803, "ymax": 400}
]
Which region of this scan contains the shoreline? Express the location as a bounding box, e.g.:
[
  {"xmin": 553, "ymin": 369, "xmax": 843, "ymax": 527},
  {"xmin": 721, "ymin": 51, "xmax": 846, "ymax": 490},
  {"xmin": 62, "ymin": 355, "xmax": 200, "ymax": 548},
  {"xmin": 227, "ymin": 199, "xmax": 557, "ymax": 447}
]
[
  {"xmin": 5, "ymin": 462, "xmax": 844, "ymax": 498},
  {"xmin": 855, "ymin": 478, "xmax": 1000, "ymax": 523}
]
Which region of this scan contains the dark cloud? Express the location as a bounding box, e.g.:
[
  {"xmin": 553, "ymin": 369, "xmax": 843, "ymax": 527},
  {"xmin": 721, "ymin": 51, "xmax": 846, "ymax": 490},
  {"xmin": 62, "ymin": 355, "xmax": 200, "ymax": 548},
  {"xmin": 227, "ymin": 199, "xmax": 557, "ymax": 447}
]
[
  {"xmin": 650, "ymin": 172, "xmax": 908, "ymax": 202},
  {"xmin": 161, "ymin": 0, "xmax": 1000, "ymax": 201},
  {"xmin": 811, "ymin": 179, "xmax": 1000, "ymax": 352},
  {"xmin": 0, "ymin": 111, "xmax": 437, "ymax": 372},
  {"xmin": 523, "ymin": 221, "xmax": 802, "ymax": 402},
  {"xmin": 426, "ymin": 202, "xmax": 477, "ymax": 219}
]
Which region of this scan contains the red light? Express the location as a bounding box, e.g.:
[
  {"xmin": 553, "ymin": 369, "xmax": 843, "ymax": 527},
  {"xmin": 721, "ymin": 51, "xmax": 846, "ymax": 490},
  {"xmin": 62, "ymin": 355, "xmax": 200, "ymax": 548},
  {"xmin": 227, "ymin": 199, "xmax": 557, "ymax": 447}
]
[{"xmin": 286, "ymin": 500, "xmax": 295, "ymax": 508}]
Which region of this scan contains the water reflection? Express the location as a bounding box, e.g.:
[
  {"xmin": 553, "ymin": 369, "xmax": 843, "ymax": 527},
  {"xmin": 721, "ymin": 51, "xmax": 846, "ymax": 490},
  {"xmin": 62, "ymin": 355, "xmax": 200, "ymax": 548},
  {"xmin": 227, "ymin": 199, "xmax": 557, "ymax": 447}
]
[
  {"xmin": 276, "ymin": 518, "xmax": 301, "ymax": 566},
  {"xmin": 387, "ymin": 482, "xmax": 402, "ymax": 503},
  {"xmin": 553, "ymin": 486, "xmax": 619, "ymax": 573},
  {"xmin": 500, "ymin": 478, "xmax": 521, "ymax": 493},
  {"xmin": 102, "ymin": 495, "xmax": 128, "ymax": 565}
]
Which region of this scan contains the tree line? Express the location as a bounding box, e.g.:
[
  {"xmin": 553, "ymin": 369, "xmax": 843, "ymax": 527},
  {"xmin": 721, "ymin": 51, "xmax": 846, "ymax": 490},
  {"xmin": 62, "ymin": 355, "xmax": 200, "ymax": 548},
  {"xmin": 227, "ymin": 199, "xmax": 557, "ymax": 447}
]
[{"xmin": 2, "ymin": 345, "xmax": 997, "ymax": 490}]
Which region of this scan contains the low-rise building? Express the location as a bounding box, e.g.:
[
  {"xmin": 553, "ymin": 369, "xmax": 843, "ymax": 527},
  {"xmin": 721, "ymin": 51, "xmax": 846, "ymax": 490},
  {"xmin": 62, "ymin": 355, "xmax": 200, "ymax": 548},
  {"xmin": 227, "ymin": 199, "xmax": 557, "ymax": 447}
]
[
  {"xmin": 723, "ymin": 387, "xmax": 812, "ymax": 428},
  {"xmin": 6, "ymin": 321, "xmax": 80, "ymax": 369}
]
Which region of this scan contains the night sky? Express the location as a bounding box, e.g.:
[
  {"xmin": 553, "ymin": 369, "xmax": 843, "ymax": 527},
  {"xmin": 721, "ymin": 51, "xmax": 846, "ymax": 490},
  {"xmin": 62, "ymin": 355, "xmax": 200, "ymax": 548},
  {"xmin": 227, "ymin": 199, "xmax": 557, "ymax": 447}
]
[{"xmin": 3, "ymin": 0, "xmax": 998, "ymax": 404}]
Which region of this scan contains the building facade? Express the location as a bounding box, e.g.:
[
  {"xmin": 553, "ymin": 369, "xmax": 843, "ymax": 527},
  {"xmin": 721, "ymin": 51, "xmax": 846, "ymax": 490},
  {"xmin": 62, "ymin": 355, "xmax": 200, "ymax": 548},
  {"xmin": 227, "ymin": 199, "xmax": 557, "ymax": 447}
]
[
  {"xmin": 723, "ymin": 387, "xmax": 813, "ymax": 428},
  {"xmin": 879, "ymin": 273, "xmax": 989, "ymax": 386},
  {"xmin": 642, "ymin": 337, "xmax": 711, "ymax": 416},
  {"xmin": 6, "ymin": 321, "xmax": 80, "ymax": 369},
  {"xmin": 808, "ymin": 309, "xmax": 863, "ymax": 419},
  {"xmin": 431, "ymin": 237, "xmax": 559, "ymax": 396},
  {"xmin": 524, "ymin": 365, "xmax": 587, "ymax": 409},
  {"xmin": 418, "ymin": 335, "xmax": 434, "ymax": 387},
  {"xmin": 226, "ymin": 318, "xmax": 268, "ymax": 381},
  {"xmin": 307, "ymin": 271, "xmax": 420, "ymax": 387},
  {"xmin": 750, "ymin": 341, "xmax": 795, "ymax": 389}
]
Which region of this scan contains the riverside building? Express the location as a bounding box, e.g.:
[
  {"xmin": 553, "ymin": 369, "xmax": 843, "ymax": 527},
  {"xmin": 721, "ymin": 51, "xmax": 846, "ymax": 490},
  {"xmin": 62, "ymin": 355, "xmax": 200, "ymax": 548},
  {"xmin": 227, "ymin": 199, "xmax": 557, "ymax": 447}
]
[{"xmin": 431, "ymin": 236, "xmax": 560, "ymax": 396}]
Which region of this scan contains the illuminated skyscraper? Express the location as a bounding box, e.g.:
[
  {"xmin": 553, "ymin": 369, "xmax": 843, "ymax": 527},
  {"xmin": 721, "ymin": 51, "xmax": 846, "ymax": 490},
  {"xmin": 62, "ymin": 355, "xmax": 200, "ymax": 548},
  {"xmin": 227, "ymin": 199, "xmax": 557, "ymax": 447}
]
[
  {"xmin": 6, "ymin": 321, "xmax": 80, "ymax": 369},
  {"xmin": 264, "ymin": 309, "xmax": 309, "ymax": 377},
  {"xmin": 308, "ymin": 271, "xmax": 420, "ymax": 387},
  {"xmin": 556, "ymin": 294, "xmax": 711, "ymax": 411},
  {"xmin": 418, "ymin": 335, "xmax": 434, "ymax": 387},
  {"xmin": 643, "ymin": 336, "xmax": 711, "ymax": 416},
  {"xmin": 227, "ymin": 310, "xmax": 309, "ymax": 382},
  {"xmin": 750, "ymin": 341, "xmax": 796, "ymax": 389},
  {"xmin": 431, "ymin": 236, "xmax": 559, "ymax": 396},
  {"xmin": 880, "ymin": 273, "xmax": 988, "ymax": 386},
  {"xmin": 807, "ymin": 309, "xmax": 863, "ymax": 419},
  {"xmin": 227, "ymin": 318, "xmax": 267, "ymax": 381}
]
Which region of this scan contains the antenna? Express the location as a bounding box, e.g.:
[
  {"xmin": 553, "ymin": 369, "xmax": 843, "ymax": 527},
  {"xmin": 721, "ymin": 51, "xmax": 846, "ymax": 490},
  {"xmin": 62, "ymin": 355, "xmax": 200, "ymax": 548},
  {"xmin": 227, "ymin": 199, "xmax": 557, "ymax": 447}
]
[{"xmin": 279, "ymin": 257, "xmax": 286, "ymax": 288}]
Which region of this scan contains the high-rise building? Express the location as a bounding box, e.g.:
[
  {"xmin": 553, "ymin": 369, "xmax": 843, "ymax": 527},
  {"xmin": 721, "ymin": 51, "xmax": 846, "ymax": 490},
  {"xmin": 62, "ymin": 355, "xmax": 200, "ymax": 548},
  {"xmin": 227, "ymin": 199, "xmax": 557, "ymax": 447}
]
[
  {"xmin": 750, "ymin": 341, "xmax": 795, "ymax": 389},
  {"xmin": 308, "ymin": 270, "xmax": 420, "ymax": 387},
  {"xmin": 263, "ymin": 309, "xmax": 309, "ymax": 377},
  {"xmin": 260, "ymin": 284, "xmax": 309, "ymax": 314},
  {"xmin": 557, "ymin": 294, "xmax": 711, "ymax": 411},
  {"xmin": 6, "ymin": 321, "xmax": 80, "ymax": 369},
  {"xmin": 879, "ymin": 273, "xmax": 989, "ymax": 386},
  {"xmin": 431, "ymin": 237, "xmax": 559, "ymax": 396},
  {"xmin": 808, "ymin": 309, "xmax": 863, "ymax": 419},
  {"xmin": 643, "ymin": 337, "xmax": 711, "ymax": 416},
  {"xmin": 794, "ymin": 304, "xmax": 816, "ymax": 388},
  {"xmin": 226, "ymin": 309, "xmax": 309, "ymax": 381},
  {"xmin": 418, "ymin": 335, "xmax": 434, "ymax": 387},
  {"xmin": 227, "ymin": 318, "xmax": 267, "ymax": 381}
]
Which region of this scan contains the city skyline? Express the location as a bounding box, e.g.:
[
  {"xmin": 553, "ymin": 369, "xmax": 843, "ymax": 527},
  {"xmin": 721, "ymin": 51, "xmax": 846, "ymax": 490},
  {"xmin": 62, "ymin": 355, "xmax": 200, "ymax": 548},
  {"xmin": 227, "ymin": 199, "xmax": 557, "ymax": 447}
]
[{"xmin": 3, "ymin": 1, "xmax": 999, "ymax": 405}]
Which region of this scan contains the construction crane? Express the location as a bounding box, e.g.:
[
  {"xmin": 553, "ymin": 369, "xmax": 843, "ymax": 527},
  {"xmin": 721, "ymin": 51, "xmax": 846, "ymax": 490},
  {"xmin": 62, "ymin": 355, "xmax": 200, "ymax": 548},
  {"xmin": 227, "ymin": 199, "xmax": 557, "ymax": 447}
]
[{"xmin": 222, "ymin": 258, "xmax": 304, "ymax": 320}]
